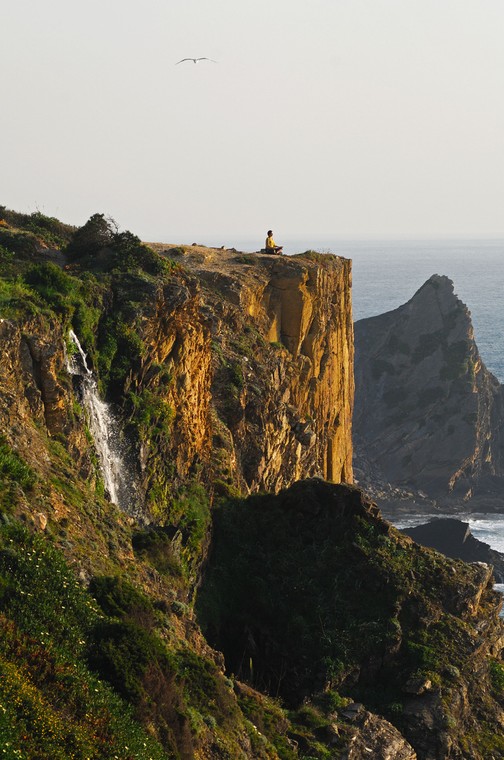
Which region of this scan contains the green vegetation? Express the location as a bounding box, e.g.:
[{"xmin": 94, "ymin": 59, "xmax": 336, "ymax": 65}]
[
  {"xmin": 0, "ymin": 522, "xmax": 167, "ymax": 758},
  {"xmin": 294, "ymin": 251, "xmax": 338, "ymax": 265},
  {"xmin": 197, "ymin": 480, "xmax": 491, "ymax": 720},
  {"xmin": 0, "ymin": 519, "xmax": 275, "ymax": 758},
  {"xmin": 0, "ymin": 437, "xmax": 36, "ymax": 493},
  {"xmin": 440, "ymin": 340, "xmax": 474, "ymax": 381},
  {"xmin": 489, "ymin": 658, "xmax": 504, "ymax": 696},
  {"xmin": 0, "ymin": 206, "xmax": 75, "ymax": 250},
  {"xmin": 0, "ymin": 212, "xmax": 186, "ymax": 529},
  {"xmin": 371, "ymin": 357, "xmax": 396, "ymax": 379},
  {"xmin": 127, "ymin": 388, "xmax": 174, "ymax": 443},
  {"xmin": 412, "ymin": 330, "xmax": 443, "ymax": 363},
  {"xmin": 228, "ymin": 361, "xmax": 245, "ymax": 392},
  {"xmin": 66, "ymin": 213, "xmax": 171, "ymax": 278},
  {"xmin": 132, "ymin": 527, "xmax": 184, "ymax": 580},
  {"xmin": 0, "ymin": 437, "xmax": 36, "ymax": 512},
  {"xmin": 3, "ymin": 205, "xmax": 504, "ymax": 758}
]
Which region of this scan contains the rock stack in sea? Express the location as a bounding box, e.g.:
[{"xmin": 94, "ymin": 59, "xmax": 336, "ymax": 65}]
[{"xmin": 354, "ymin": 274, "xmax": 504, "ymax": 509}]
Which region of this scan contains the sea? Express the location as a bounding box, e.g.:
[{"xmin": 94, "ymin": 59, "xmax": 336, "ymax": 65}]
[
  {"xmin": 219, "ymin": 236, "xmax": 504, "ymax": 563},
  {"xmin": 222, "ymin": 236, "xmax": 504, "ymax": 382}
]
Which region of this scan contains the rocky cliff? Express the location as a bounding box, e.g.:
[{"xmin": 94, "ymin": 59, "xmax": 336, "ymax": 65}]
[
  {"xmin": 354, "ymin": 274, "xmax": 504, "ymax": 508},
  {"xmin": 0, "ymin": 210, "xmax": 358, "ymax": 758},
  {"xmin": 148, "ymin": 245, "xmax": 354, "ymax": 494},
  {"xmin": 2, "ymin": 210, "xmax": 504, "ymax": 759}
]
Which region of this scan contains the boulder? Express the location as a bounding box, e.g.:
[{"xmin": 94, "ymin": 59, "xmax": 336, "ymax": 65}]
[{"xmin": 402, "ymin": 517, "xmax": 504, "ymax": 581}]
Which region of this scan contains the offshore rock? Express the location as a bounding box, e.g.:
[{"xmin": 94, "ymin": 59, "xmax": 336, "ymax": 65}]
[
  {"xmin": 354, "ymin": 274, "xmax": 504, "ymax": 507},
  {"xmin": 402, "ymin": 517, "xmax": 504, "ymax": 582}
]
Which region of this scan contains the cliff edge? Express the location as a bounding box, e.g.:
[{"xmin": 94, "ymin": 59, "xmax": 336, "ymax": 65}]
[{"xmin": 149, "ymin": 244, "xmax": 354, "ymax": 493}]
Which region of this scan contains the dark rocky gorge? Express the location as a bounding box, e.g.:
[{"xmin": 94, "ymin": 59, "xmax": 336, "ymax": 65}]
[{"xmin": 1, "ymin": 208, "xmax": 504, "ymax": 758}]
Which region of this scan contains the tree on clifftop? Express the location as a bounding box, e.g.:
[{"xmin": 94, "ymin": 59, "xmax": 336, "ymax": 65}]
[{"xmin": 66, "ymin": 213, "xmax": 115, "ymax": 260}]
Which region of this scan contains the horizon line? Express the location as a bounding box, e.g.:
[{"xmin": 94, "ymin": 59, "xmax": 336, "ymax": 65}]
[{"xmin": 147, "ymin": 232, "xmax": 504, "ymax": 244}]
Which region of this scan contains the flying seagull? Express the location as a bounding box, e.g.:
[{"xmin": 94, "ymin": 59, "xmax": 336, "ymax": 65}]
[{"xmin": 175, "ymin": 57, "xmax": 217, "ymax": 65}]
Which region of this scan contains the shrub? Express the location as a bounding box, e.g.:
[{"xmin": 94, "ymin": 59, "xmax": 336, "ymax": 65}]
[
  {"xmin": 0, "ymin": 437, "xmax": 36, "ymax": 492},
  {"xmin": 127, "ymin": 388, "xmax": 174, "ymax": 442},
  {"xmin": 132, "ymin": 528, "xmax": 183, "ymax": 578},
  {"xmin": 489, "ymin": 658, "xmax": 504, "ymax": 695},
  {"xmin": 0, "ymin": 228, "xmax": 40, "ymax": 258},
  {"xmin": 87, "ymin": 619, "xmax": 166, "ymax": 703},
  {"xmin": 23, "ymin": 262, "xmax": 78, "ymax": 316},
  {"xmin": 0, "ymin": 207, "xmax": 74, "ymax": 248},
  {"xmin": 89, "ymin": 576, "xmax": 156, "ymax": 629},
  {"xmin": 0, "ymin": 523, "xmax": 97, "ymax": 653},
  {"xmin": 66, "ymin": 213, "xmax": 114, "ymax": 260},
  {"xmin": 23, "ymin": 211, "xmax": 74, "ymax": 248}
]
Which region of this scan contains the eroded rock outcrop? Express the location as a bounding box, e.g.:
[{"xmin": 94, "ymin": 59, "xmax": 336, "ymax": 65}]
[{"xmin": 354, "ymin": 275, "xmax": 504, "ymax": 507}]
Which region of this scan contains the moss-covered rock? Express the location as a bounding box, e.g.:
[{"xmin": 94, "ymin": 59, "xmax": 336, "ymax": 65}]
[{"xmin": 197, "ymin": 479, "xmax": 504, "ymax": 759}]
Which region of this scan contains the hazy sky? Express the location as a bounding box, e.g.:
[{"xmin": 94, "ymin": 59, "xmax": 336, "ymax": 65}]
[{"xmin": 2, "ymin": 0, "xmax": 503, "ymax": 241}]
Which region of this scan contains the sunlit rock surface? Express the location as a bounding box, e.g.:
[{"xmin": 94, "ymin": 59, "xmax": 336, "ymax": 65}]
[{"xmin": 150, "ymin": 245, "xmax": 354, "ymax": 494}]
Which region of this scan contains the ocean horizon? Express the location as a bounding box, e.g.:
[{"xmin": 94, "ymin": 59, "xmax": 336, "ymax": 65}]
[{"xmin": 170, "ymin": 235, "xmax": 504, "ymax": 383}]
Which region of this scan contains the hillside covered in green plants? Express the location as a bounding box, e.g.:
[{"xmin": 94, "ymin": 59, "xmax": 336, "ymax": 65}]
[{"xmin": 1, "ymin": 206, "xmax": 504, "ymax": 759}]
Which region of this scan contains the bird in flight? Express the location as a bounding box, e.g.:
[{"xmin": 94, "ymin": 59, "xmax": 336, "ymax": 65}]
[{"xmin": 175, "ymin": 57, "xmax": 217, "ymax": 65}]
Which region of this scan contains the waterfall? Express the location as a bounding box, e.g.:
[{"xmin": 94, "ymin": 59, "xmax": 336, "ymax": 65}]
[{"xmin": 66, "ymin": 330, "xmax": 140, "ymax": 516}]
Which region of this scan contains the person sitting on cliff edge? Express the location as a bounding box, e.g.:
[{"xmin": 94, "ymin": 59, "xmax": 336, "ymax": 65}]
[{"xmin": 265, "ymin": 230, "xmax": 283, "ymax": 255}]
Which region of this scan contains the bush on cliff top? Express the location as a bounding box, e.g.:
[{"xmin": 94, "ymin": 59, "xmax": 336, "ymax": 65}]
[
  {"xmin": 0, "ymin": 206, "xmax": 75, "ymax": 249},
  {"xmin": 66, "ymin": 213, "xmax": 171, "ymax": 277}
]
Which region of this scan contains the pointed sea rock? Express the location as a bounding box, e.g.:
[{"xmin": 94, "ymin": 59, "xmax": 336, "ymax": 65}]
[{"xmin": 354, "ymin": 274, "xmax": 504, "ymax": 505}]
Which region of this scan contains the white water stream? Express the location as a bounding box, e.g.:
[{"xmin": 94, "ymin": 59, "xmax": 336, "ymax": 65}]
[{"xmin": 66, "ymin": 330, "xmax": 140, "ymax": 515}]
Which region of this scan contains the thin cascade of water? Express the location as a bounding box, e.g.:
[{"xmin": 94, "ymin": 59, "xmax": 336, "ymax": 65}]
[{"xmin": 66, "ymin": 330, "xmax": 140, "ymax": 515}]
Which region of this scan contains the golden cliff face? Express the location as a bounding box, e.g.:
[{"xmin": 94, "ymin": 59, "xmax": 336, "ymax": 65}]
[
  {"xmin": 136, "ymin": 277, "xmax": 213, "ymax": 489},
  {"xmin": 148, "ymin": 246, "xmax": 354, "ymax": 495},
  {"xmin": 0, "ymin": 247, "xmax": 353, "ymax": 521}
]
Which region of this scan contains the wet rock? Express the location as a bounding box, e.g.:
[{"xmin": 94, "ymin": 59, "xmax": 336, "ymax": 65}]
[{"xmin": 403, "ymin": 518, "xmax": 504, "ymax": 582}]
